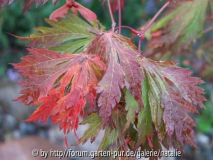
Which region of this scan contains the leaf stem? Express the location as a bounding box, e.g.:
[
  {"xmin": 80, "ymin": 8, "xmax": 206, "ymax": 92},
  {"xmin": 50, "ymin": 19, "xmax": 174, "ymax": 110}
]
[
  {"xmin": 118, "ymin": 0, "xmax": 122, "ymax": 34},
  {"xmin": 138, "ymin": 1, "xmax": 170, "ymax": 52},
  {"xmin": 202, "ymin": 26, "xmax": 213, "ymax": 34},
  {"xmin": 107, "ymin": 0, "xmax": 116, "ymax": 32},
  {"xmin": 138, "ymin": 37, "xmax": 143, "ymax": 52},
  {"xmin": 140, "ymin": 2, "xmax": 169, "ymax": 35},
  {"xmin": 114, "ymin": 26, "xmax": 139, "ymax": 34}
]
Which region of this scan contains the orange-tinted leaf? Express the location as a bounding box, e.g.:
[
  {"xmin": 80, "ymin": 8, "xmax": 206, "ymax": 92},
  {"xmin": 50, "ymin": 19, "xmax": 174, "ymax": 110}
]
[{"xmin": 13, "ymin": 48, "xmax": 106, "ymax": 134}]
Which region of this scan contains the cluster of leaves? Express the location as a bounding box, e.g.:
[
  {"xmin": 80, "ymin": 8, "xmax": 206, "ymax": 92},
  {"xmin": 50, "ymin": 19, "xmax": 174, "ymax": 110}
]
[
  {"xmin": 143, "ymin": 0, "xmax": 213, "ymax": 81},
  {"xmin": 0, "ymin": 0, "xmax": 210, "ymax": 159},
  {"xmin": 144, "ymin": 0, "xmax": 208, "ymax": 56}
]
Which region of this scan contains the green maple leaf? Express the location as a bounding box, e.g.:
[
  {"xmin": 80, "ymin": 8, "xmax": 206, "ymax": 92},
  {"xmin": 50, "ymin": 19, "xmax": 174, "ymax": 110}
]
[
  {"xmin": 125, "ymin": 89, "xmax": 140, "ymax": 123},
  {"xmin": 146, "ymin": 0, "xmax": 208, "ymax": 56},
  {"xmin": 140, "ymin": 58, "xmax": 206, "ymax": 150},
  {"xmin": 135, "ymin": 72, "xmax": 153, "ymax": 148},
  {"xmin": 16, "ymin": 14, "xmax": 103, "ymax": 54},
  {"xmin": 74, "ymin": 113, "xmax": 104, "ymax": 145}
]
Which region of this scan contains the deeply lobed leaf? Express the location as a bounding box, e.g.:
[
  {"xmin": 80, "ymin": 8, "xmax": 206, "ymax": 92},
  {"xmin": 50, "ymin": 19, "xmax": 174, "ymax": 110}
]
[
  {"xmin": 140, "ymin": 58, "xmax": 206, "ymax": 149},
  {"xmin": 135, "ymin": 73, "xmax": 153, "ymax": 149},
  {"xmin": 10, "ymin": 6, "xmax": 208, "ymax": 156},
  {"xmin": 13, "ymin": 48, "xmax": 106, "ymax": 134},
  {"xmin": 74, "ymin": 113, "xmax": 104, "ymax": 145},
  {"xmin": 87, "ymin": 32, "xmax": 143, "ymax": 124},
  {"xmin": 75, "ymin": 110, "xmax": 129, "ymax": 158},
  {"xmin": 15, "ymin": 14, "xmax": 102, "ymax": 54},
  {"xmin": 145, "ymin": 0, "xmax": 208, "ymax": 58}
]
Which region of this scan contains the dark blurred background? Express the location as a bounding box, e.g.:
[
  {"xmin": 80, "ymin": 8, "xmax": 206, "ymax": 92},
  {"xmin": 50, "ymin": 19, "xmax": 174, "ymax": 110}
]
[{"xmin": 0, "ymin": 0, "xmax": 213, "ymax": 160}]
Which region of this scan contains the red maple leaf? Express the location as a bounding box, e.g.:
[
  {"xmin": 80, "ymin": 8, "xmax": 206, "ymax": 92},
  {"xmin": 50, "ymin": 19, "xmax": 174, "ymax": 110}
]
[
  {"xmin": 141, "ymin": 58, "xmax": 206, "ymax": 149},
  {"xmin": 12, "ymin": 48, "xmax": 106, "ymax": 135},
  {"xmin": 88, "ymin": 31, "xmax": 143, "ymax": 124}
]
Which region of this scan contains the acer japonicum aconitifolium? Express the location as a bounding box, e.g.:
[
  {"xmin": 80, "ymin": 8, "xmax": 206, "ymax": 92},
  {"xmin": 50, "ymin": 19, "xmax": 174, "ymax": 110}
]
[{"xmin": 1, "ymin": 0, "xmax": 207, "ymax": 159}]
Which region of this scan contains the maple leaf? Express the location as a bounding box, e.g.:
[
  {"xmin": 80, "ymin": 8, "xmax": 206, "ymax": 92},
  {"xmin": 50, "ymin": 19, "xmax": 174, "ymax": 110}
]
[
  {"xmin": 74, "ymin": 113, "xmax": 104, "ymax": 145},
  {"xmin": 125, "ymin": 89, "xmax": 140, "ymax": 123},
  {"xmin": 125, "ymin": 73, "xmax": 163, "ymax": 157},
  {"xmin": 135, "ymin": 73, "xmax": 153, "ymax": 149},
  {"xmin": 140, "ymin": 58, "xmax": 206, "ymax": 149},
  {"xmin": 123, "ymin": 53, "xmax": 206, "ymax": 152},
  {"xmin": 145, "ymin": 0, "xmax": 208, "ymax": 58},
  {"xmin": 87, "ymin": 31, "xmax": 143, "ymax": 124},
  {"xmin": 12, "ymin": 48, "xmax": 106, "ymax": 135},
  {"xmin": 110, "ymin": 109, "xmax": 129, "ymax": 152},
  {"xmin": 50, "ymin": 0, "xmax": 97, "ymax": 21},
  {"xmin": 75, "ymin": 110, "xmax": 129, "ymax": 155},
  {"xmin": 13, "ymin": 30, "xmax": 206, "ymax": 155},
  {"xmin": 16, "ymin": 14, "xmax": 102, "ymax": 54}
]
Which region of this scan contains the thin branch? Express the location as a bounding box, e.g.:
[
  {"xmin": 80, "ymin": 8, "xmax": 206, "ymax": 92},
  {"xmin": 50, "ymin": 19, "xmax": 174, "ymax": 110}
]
[
  {"xmin": 138, "ymin": 1, "xmax": 170, "ymax": 52},
  {"xmin": 140, "ymin": 1, "xmax": 169, "ymax": 35},
  {"xmin": 114, "ymin": 26, "xmax": 139, "ymax": 34},
  {"xmin": 107, "ymin": 0, "xmax": 116, "ymax": 32},
  {"xmin": 118, "ymin": 0, "xmax": 122, "ymax": 34},
  {"xmin": 138, "ymin": 36, "xmax": 144, "ymax": 53},
  {"xmin": 138, "ymin": 39, "xmax": 142, "ymax": 52},
  {"xmin": 202, "ymin": 26, "xmax": 213, "ymax": 34}
]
